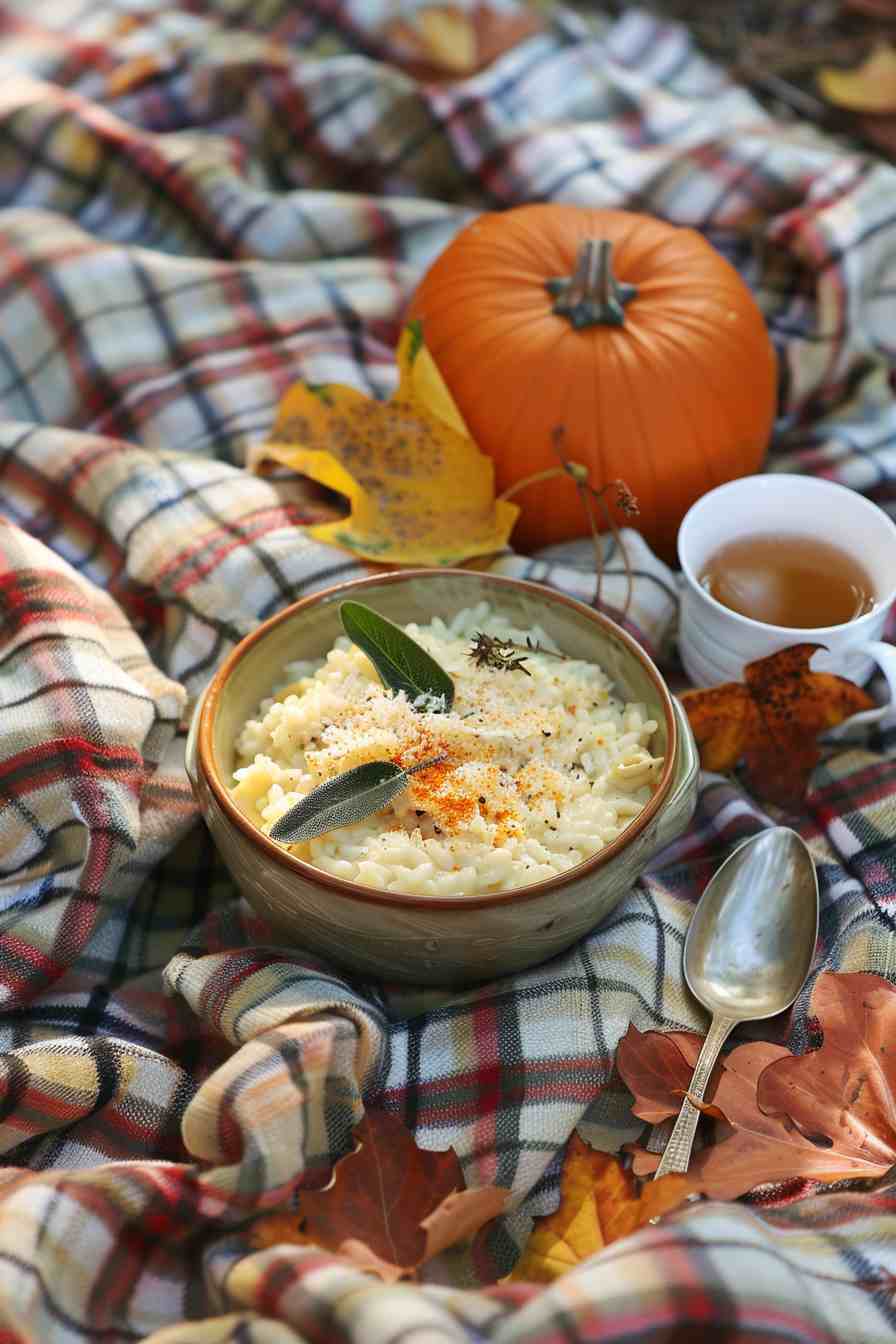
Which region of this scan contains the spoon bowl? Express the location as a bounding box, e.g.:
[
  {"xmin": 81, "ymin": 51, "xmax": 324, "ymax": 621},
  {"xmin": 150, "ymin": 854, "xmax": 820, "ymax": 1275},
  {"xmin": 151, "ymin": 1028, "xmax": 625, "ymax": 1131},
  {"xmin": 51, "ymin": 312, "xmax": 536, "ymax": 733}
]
[
  {"xmin": 654, "ymin": 826, "xmax": 818, "ymax": 1179},
  {"xmin": 685, "ymin": 827, "xmax": 819, "ymax": 1021}
]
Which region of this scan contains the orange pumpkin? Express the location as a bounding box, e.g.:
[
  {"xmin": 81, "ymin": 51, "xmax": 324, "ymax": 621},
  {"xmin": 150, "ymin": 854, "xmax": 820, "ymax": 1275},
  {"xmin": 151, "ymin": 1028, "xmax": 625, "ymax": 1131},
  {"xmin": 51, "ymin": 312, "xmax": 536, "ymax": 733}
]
[{"xmin": 407, "ymin": 205, "xmax": 777, "ymax": 561}]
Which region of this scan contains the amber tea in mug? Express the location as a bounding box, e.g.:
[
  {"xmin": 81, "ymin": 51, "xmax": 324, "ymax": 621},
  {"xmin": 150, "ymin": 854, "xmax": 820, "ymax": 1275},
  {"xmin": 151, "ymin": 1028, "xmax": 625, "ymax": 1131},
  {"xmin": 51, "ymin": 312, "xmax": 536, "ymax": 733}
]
[
  {"xmin": 699, "ymin": 534, "xmax": 875, "ymax": 629},
  {"xmin": 679, "ymin": 476, "xmax": 896, "ymax": 696}
]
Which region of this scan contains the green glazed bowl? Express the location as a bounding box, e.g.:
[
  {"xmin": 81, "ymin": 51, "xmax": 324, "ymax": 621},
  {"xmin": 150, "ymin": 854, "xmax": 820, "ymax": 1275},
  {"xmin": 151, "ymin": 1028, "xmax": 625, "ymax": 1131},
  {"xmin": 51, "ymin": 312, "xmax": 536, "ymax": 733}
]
[{"xmin": 186, "ymin": 569, "xmax": 698, "ymax": 987}]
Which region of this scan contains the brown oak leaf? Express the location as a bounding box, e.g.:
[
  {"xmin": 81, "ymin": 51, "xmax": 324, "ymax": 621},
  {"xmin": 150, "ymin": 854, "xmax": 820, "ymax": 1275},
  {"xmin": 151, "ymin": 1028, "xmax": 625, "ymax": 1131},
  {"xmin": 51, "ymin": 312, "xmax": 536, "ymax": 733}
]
[
  {"xmin": 250, "ymin": 1110, "xmax": 508, "ymax": 1281},
  {"xmin": 757, "ymin": 972, "xmax": 896, "ymax": 1167},
  {"xmin": 509, "ymin": 1133, "xmax": 693, "ymax": 1283},
  {"xmin": 616, "ymin": 1025, "xmax": 705, "ymax": 1123},
  {"xmin": 620, "ymin": 1007, "xmax": 895, "ymax": 1198},
  {"xmin": 680, "ymin": 643, "xmax": 874, "ymax": 809}
]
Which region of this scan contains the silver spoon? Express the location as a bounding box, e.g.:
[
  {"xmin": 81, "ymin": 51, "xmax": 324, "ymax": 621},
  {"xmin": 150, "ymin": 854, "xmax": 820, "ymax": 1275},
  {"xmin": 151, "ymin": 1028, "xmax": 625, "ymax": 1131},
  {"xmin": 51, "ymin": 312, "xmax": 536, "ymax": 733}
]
[{"xmin": 654, "ymin": 826, "xmax": 819, "ymax": 1179}]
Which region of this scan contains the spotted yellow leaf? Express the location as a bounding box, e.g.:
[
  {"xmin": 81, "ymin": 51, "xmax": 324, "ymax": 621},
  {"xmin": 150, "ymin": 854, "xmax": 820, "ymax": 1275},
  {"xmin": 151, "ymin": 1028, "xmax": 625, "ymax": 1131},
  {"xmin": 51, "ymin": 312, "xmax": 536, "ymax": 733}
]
[{"xmin": 248, "ymin": 322, "xmax": 519, "ymax": 566}]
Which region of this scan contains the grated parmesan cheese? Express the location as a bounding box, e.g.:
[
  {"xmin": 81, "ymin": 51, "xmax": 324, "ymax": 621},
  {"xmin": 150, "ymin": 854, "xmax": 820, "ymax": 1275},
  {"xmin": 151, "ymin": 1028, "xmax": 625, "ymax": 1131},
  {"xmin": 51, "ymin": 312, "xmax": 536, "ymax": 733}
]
[{"xmin": 231, "ymin": 603, "xmax": 663, "ymax": 897}]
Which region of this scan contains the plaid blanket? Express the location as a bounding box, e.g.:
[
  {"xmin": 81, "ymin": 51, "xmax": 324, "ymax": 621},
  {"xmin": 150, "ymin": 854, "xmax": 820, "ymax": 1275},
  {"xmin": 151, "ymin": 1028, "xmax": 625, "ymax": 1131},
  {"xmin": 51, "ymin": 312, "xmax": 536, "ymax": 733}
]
[{"xmin": 2, "ymin": 1, "xmax": 896, "ymax": 1340}]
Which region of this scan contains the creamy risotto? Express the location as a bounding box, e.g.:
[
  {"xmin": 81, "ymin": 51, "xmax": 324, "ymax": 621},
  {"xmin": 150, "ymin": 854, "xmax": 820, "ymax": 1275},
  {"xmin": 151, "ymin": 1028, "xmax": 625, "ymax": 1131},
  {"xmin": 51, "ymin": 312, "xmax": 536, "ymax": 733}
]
[{"xmin": 231, "ymin": 603, "xmax": 663, "ymax": 898}]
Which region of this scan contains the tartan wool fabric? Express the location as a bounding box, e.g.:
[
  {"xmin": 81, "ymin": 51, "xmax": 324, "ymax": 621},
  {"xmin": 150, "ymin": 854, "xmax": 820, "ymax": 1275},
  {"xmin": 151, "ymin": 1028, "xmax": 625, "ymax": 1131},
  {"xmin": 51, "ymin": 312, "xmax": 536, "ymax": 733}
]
[{"xmin": 2, "ymin": 0, "xmax": 896, "ymax": 1339}]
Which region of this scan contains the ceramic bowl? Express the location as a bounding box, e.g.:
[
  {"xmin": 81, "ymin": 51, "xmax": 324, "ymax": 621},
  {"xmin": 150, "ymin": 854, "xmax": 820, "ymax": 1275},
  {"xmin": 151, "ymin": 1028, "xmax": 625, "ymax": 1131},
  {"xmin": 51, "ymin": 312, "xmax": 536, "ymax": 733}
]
[{"xmin": 186, "ymin": 569, "xmax": 698, "ymax": 987}]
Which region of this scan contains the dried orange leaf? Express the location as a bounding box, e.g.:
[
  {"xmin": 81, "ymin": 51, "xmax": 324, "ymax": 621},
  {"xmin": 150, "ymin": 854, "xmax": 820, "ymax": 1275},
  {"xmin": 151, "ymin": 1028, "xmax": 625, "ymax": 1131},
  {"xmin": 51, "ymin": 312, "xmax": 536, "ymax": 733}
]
[
  {"xmin": 250, "ymin": 1110, "xmax": 508, "ymax": 1281},
  {"xmin": 249, "ymin": 322, "xmax": 518, "ymax": 566},
  {"xmin": 509, "ymin": 1134, "xmax": 692, "ymax": 1283},
  {"xmin": 818, "ymin": 42, "xmax": 896, "ymax": 114},
  {"xmin": 681, "ymin": 643, "xmax": 874, "ymax": 809},
  {"xmin": 678, "ymin": 682, "xmax": 758, "ymax": 774}
]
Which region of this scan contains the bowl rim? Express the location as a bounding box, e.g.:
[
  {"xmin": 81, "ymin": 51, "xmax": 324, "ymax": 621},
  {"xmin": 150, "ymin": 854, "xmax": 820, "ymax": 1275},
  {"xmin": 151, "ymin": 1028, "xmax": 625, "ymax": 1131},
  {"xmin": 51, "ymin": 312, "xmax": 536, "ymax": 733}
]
[{"xmin": 197, "ymin": 568, "xmax": 678, "ymax": 912}]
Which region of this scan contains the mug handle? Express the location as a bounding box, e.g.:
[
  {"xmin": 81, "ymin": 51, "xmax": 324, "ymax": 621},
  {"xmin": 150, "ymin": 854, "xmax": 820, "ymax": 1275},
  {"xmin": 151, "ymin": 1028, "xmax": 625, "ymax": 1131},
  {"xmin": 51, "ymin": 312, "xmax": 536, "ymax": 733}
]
[{"xmin": 826, "ymin": 639, "xmax": 896, "ymax": 733}]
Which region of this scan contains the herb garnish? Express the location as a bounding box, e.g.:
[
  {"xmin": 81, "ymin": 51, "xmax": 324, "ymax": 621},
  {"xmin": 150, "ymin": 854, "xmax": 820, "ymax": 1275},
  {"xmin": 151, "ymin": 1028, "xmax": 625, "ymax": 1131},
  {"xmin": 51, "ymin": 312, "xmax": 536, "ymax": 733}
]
[
  {"xmin": 521, "ymin": 637, "xmax": 566, "ymax": 660},
  {"xmin": 468, "ymin": 633, "xmax": 568, "ymax": 674},
  {"xmin": 468, "ymin": 632, "xmax": 532, "ymax": 676},
  {"xmin": 266, "ymin": 604, "xmax": 456, "ymax": 846},
  {"xmin": 270, "ymin": 756, "xmax": 446, "ymax": 845},
  {"xmin": 265, "ymin": 609, "xmax": 569, "ymax": 848},
  {"xmin": 341, "ymin": 601, "xmax": 454, "ymax": 711}
]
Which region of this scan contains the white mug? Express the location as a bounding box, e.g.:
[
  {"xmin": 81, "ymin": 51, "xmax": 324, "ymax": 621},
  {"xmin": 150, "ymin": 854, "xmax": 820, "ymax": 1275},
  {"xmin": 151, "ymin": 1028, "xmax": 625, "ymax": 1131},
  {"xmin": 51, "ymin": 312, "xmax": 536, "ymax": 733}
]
[{"xmin": 677, "ymin": 474, "xmax": 896, "ymax": 727}]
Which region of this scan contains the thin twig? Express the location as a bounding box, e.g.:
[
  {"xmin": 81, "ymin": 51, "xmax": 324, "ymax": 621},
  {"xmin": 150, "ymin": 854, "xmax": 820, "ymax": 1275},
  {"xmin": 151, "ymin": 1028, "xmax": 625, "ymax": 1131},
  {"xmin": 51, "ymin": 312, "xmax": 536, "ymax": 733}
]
[
  {"xmin": 497, "ymin": 466, "xmax": 567, "ymax": 500},
  {"xmin": 589, "ymin": 484, "xmax": 636, "ymax": 620},
  {"xmin": 498, "ymin": 427, "xmax": 639, "ymax": 620},
  {"xmin": 549, "ymin": 427, "xmax": 606, "ymax": 613}
]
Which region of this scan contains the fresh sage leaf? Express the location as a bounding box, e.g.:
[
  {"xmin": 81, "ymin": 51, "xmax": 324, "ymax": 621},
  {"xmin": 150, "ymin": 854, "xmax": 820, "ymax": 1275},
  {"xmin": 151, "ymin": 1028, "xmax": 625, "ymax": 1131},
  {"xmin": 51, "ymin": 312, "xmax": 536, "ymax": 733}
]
[
  {"xmin": 269, "ymin": 755, "xmax": 445, "ymax": 844},
  {"xmin": 340, "ymin": 601, "xmax": 454, "ymax": 712}
]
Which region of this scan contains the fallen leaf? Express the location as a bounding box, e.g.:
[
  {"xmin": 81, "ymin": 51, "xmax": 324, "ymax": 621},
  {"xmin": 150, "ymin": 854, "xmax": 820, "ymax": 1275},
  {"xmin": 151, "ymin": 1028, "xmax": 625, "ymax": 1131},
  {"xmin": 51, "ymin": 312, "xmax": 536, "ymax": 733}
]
[
  {"xmin": 382, "ymin": 3, "xmax": 543, "ymax": 81},
  {"xmin": 818, "ymin": 42, "xmax": 896, "ymax": 114},
  {"xmin": 249, "ymin": 1110, "xmax": 509, "ymax": 1281},
  {"xmin": 615, "ymin": 1024, "xmax": 703, "ymax": 1123},
  {"xmin": 680, "ymin": 643, "xmax": 874, "ymax": 809},
  {"xmin": 421, "ymin": 1185, "xmax": 510, "ymax": 1260},
  {"xmin": 249, "ymin": 321, "xmax": 518, "ymax": 566},
  {"xmin": 110, "ymin": 13, "xmax": 144, "ymax": 36},
  {"xmin": 105, "ymin": 54, "xmax": 168, "ymax": 98},
  {"xmin": 629, "ymin": 1037, "xmax": 893, "ymax": 1197},
  {"xmin": 683, "ymin": 1093, "xmax": 728, "ymax": 1121},
  {"xmin": 509, "ymin": 1134, "xmax": 692, "ymax": 1283},
  {"xmin": 757, "ymin": 972, "xmax": 896, "ymax": 1167}
]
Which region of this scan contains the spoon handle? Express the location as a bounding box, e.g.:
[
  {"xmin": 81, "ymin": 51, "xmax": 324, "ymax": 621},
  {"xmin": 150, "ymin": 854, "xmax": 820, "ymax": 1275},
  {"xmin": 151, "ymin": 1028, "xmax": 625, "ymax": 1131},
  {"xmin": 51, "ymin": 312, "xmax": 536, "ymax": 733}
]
[{"xmin": 654, "ymin": 1014, "xmax": 735, "ymax": 1179}]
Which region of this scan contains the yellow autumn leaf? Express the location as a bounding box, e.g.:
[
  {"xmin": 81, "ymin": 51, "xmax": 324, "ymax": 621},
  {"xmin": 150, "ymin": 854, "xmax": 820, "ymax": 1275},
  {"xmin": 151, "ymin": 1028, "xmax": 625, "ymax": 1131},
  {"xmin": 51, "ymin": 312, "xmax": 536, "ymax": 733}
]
[
  {"xmin": 509, "ymin": 1134, "xmax": 692, "ymax": 1284},
  {"xmin": 818, "ymin": 42, "xmax": 896, "ymax": 113},
  {"xmin": 382, "ymin": 4, "xmax": 543, "ymax": 80},
  {"xmin": 248, "ymin": 322, "xmax": 519, "ymax": 566},
  {"xmin": 410, "ymin": 8, "xmax": 477, "ymax": 73}
]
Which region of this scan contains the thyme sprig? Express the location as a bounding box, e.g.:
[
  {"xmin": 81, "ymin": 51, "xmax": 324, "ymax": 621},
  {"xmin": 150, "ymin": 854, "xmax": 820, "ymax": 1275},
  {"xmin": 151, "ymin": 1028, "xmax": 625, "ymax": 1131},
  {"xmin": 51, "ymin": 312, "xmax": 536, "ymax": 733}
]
[
  {"xmin": 468, "ymin": 632, "xmax": 533, "ymax": 676},
  {"xmin": 520, "ymin": 636, "xmax": 567, "ymax": 661},
  {"xmin": 468, "ymin": 633, "xmax": 570, "ymax": 675}
]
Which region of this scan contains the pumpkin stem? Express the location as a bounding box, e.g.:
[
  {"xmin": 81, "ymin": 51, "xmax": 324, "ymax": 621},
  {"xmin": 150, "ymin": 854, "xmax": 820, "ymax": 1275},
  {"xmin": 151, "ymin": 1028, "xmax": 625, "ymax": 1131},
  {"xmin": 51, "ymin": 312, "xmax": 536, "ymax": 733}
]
[{"xmin": 546, "ymin": 240, "xmax": 637, "ymax": 330}]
